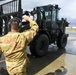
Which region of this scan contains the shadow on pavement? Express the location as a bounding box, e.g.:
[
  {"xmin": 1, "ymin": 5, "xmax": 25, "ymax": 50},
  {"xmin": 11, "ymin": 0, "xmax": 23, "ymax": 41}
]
[
  {"xmin": 27, "ymin": 48, "xmax": 66, "ymax": 75},
  {"xmin": 45, "ymin": 66, "xmax": 67, "ymax": 75}
]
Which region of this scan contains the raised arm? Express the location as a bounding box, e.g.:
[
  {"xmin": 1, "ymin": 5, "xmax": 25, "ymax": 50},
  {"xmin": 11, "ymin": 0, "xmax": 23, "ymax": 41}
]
[{"xmin": 22, "ymin": 15, "xmax": 39, "ymax": 45}]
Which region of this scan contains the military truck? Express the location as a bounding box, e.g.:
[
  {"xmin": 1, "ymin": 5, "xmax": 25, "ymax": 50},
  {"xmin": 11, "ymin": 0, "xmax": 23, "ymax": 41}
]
[{"xmin": 0, "ymin": 0, "xmax": 69, "ymax": 57}]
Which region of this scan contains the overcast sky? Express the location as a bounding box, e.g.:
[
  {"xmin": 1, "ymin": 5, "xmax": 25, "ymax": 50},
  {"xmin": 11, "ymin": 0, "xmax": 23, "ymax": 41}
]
[{"xmin": 0, "ymin": 0, "xmax": 76, "ymax": 26}]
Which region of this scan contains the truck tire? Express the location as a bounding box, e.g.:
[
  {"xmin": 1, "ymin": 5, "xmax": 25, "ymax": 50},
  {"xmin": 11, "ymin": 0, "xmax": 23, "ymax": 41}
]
[
  {"xmin": 30, "ymin": 34, "xmax": 49, "ymax": 57},
  {"xmin": 57, "ymin": 34, "xmax": 68, "ymax": 49}
]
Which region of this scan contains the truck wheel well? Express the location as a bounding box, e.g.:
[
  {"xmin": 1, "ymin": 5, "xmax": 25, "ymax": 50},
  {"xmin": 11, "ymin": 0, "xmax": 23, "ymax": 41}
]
[{"xmin": 37, "ymin": 30, "xmax": 51, "ymax": 44}]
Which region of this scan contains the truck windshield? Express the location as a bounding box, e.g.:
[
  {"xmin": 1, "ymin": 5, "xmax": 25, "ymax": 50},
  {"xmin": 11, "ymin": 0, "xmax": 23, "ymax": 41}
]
[
  {"xmin": 52, "ymin": 10, "xmax": 56, "ymax": 22},
  {"xmin": 45, "ymin": 11, "xmax": 51, "ymax": 20}
]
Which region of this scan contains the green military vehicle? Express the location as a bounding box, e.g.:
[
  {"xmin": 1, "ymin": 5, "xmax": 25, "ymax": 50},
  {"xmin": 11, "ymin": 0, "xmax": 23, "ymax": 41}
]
[{"xmin": 0, "ymin": 0, "xmax": 69, "ymax": 57}]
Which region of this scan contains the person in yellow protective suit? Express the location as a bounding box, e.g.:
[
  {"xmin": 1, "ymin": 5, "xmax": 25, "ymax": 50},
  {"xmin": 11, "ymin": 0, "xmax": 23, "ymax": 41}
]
[{"xmin": 0, "ymin": 15, "xmax": 39, "ymax": 75}]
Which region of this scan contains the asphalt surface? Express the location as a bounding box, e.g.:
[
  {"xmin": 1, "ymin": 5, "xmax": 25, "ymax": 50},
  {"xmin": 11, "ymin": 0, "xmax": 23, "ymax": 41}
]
[{"xmin": 0, "ymin": 31, "xmax": 76, "ymax": 75}]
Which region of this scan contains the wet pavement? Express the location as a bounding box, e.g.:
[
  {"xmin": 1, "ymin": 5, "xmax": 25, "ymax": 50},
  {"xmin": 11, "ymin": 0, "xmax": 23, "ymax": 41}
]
[{"xmin": 0, "ymin": 31, "xmax": 76, "ymax": 75}]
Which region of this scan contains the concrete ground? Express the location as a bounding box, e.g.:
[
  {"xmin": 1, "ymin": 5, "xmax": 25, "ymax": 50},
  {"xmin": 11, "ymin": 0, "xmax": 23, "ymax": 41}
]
[{"xmin": 0, "ymin": 31, "xmax": 76, "ymax": 75}]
